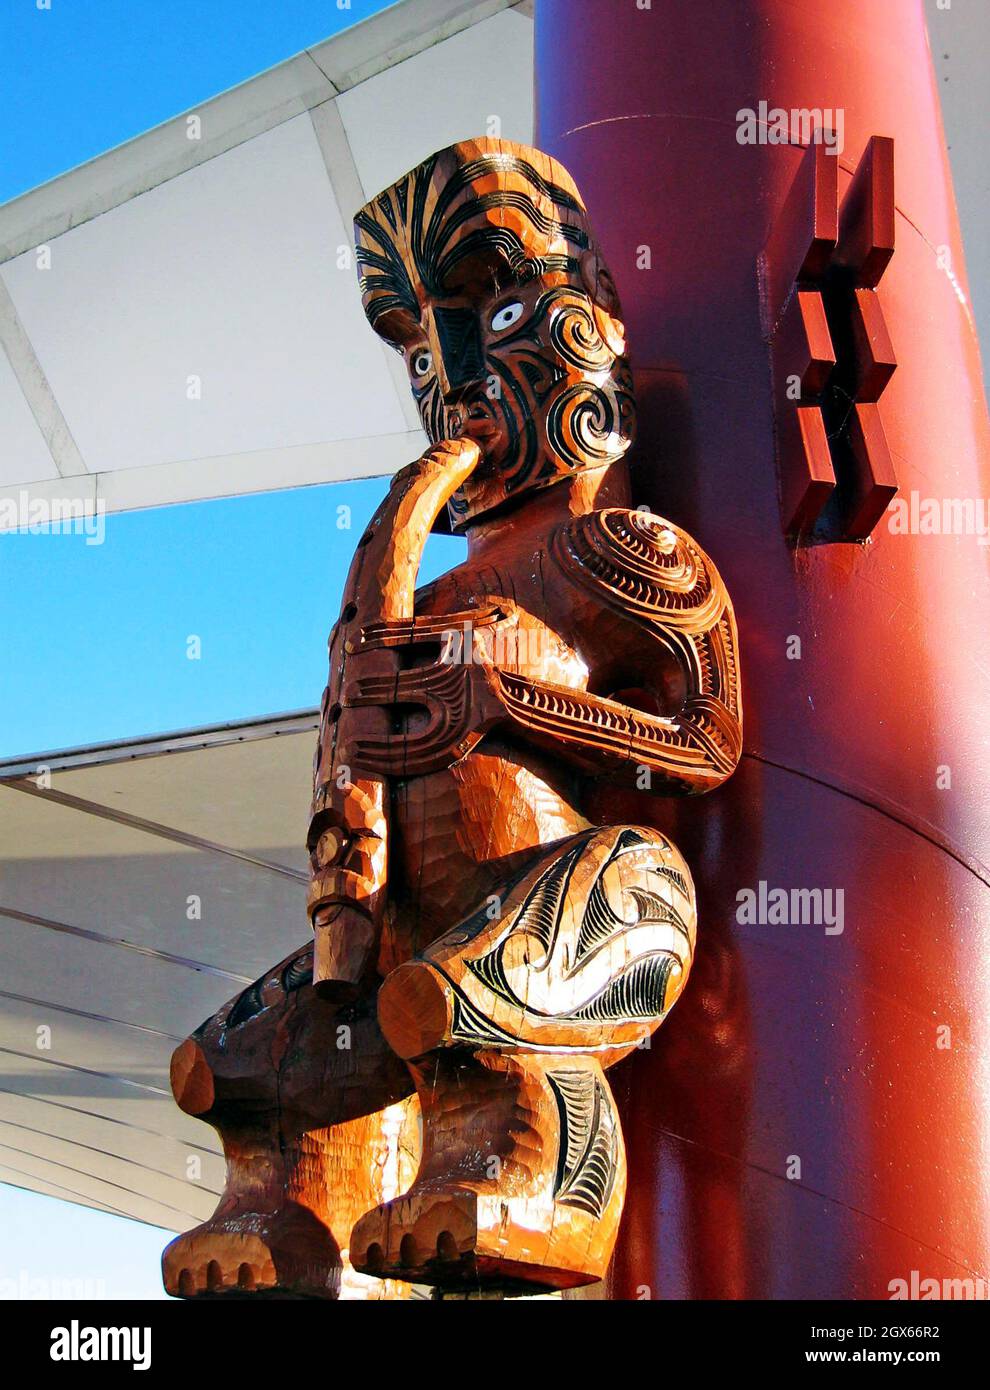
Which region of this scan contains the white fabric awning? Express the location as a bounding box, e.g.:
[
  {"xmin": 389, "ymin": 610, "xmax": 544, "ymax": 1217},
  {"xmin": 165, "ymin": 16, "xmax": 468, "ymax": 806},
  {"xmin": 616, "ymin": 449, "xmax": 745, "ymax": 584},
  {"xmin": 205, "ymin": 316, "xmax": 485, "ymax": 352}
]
[{"xmin": 0, "ymin": 713, "xmax": 318, "ymax": 1228}]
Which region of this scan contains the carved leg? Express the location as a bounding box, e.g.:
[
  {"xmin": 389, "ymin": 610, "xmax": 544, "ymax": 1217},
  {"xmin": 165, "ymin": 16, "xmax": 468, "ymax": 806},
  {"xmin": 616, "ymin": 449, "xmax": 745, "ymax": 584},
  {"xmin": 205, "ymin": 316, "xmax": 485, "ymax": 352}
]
[
  {"xmin": 352, "ymin": 824, "xmax": 696, "ymax": 1292},
  {"xmin": 162, "ymin": 943, "xmax": 417, "ymax": 1299},
  {"xmin": 351, "ymin": 1049, "xmax": 624, "ymax": 1292}
]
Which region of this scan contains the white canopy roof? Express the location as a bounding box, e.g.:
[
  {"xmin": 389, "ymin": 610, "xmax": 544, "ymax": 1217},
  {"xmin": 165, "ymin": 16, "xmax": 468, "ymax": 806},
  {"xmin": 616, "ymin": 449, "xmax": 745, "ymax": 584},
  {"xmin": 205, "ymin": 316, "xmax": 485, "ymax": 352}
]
[{"xmin": 0, "ymin": 712, "xmax": 318, "ymax": 1229}]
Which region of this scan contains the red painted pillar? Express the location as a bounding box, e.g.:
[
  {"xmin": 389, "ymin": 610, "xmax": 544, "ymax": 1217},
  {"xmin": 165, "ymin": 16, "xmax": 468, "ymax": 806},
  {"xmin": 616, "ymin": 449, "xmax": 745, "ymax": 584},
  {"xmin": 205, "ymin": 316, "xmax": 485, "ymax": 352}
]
[{"xmin": 537, "ymin": 0, "xmax": 990, "ymax": 1298}]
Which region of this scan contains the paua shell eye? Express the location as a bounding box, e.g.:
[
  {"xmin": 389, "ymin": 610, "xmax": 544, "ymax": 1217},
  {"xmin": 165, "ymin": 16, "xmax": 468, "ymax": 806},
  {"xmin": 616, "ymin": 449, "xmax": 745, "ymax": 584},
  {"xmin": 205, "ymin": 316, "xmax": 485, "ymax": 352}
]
[
  {"xmin": 491, "ymin": 301, "xmax": 524, "ymax": 333},
  {"xmin": 410, "ymin": 348, "xmax": 433, "ymax": 379}
]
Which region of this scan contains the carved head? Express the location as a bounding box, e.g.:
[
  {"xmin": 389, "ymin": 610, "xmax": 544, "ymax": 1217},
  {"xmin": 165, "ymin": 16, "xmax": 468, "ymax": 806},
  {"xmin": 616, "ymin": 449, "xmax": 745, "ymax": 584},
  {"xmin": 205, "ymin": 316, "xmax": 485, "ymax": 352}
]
[{"xmin": 354, "ymin": 138, "xmax": 635, "ymax": 530}]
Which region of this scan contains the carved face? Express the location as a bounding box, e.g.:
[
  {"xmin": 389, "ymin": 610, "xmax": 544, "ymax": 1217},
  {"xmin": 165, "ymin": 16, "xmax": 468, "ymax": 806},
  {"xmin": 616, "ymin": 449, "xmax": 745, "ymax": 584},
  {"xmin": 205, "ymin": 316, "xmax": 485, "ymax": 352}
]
[{"xmin": 354, "ymin": 139, "xmax": 636, "ymax": 529}]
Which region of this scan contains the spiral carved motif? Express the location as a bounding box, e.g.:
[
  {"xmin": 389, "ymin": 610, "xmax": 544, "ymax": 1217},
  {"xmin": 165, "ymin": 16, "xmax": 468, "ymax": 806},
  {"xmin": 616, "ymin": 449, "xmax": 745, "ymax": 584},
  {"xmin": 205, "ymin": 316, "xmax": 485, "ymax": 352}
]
[{"xmin": 553, "ymin": 507, "xmax": 729, "ymax": 631}]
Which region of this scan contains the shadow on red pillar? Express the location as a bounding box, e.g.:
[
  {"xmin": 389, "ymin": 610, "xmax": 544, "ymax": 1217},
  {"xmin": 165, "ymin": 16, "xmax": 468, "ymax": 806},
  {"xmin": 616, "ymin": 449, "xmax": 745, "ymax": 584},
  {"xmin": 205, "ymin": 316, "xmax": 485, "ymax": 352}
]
[{"xmin": 539, "ymin": 0, "xmax": 990, "ymax": 1298}]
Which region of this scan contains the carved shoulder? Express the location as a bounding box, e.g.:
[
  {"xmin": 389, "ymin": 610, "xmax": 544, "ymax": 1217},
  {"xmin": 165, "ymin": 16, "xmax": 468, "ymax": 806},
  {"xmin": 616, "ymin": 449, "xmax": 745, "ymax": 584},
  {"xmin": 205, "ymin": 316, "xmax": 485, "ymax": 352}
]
[
  {"xmin": 551, "ymin": 508, "xmax": 741, "ymax": 737},
  {"xmin": 550, "ymin": 508, "xmax": 732, "ymax": 635}
]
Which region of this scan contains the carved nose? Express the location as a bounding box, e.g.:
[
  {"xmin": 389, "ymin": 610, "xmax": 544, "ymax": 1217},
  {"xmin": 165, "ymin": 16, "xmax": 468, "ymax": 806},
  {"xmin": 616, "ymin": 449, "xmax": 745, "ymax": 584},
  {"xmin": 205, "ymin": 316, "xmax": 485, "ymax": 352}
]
[{"xmin": 432, "ymin": 306, "xmax": 485, "ymax": 393}]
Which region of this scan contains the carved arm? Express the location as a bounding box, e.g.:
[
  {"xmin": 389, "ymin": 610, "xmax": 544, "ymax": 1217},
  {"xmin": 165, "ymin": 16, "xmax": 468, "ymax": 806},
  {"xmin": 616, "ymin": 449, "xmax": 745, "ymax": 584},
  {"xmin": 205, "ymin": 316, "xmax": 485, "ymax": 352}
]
[{"xmin": 307, "ymin": 439, "xmax": 480, "ymax": 990}]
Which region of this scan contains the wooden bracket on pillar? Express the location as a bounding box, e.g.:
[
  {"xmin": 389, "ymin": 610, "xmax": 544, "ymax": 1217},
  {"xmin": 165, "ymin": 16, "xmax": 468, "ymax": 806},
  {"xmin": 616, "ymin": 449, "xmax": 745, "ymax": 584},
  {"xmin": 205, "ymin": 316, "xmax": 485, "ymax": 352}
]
[
  {"xmin": 845, "ymin": 403, "xmax": 899, "ymax": 539},
  {"xmin": 762, "ymin": 142, "xmax": 838, "ymax": 336},
  {"xmin": 763, "ymin": 136, "xmax": 898, "ymax": 543},
  {"xmin": 834, "ymin": 135, "xmax": 895, "ymax": 287}
]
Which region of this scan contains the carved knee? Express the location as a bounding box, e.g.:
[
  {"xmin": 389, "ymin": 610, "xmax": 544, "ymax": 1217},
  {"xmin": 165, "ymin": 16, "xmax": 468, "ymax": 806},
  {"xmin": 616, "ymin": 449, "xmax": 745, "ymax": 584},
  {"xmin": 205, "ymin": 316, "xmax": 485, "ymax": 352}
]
[
  {"xmin": 378, "ymin": 824, "xmax": 696, "ymax": 1062},
  {"xmin": 172, "ymin": 941, "xmax": 412, "ymax": 1127}
]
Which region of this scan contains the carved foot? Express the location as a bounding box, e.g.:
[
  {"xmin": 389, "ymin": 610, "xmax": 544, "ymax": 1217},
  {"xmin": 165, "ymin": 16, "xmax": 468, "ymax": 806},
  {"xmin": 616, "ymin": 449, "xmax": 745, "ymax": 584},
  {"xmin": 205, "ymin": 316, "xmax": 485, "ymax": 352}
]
[
  {"xmin": 349, "ymin": 1182, "xmax": 613, "ymax": 1293},
  {"xmin": 162, "ymin": 1201, "xmax": 341, "ymax": 1299},
  {"xmin": 350, "ymin": 1050, "xmax": 626, "ymax": 1293},
  {"xmin": 163, "ymin": 942, "xmax": 418, "ymax": 1300}
]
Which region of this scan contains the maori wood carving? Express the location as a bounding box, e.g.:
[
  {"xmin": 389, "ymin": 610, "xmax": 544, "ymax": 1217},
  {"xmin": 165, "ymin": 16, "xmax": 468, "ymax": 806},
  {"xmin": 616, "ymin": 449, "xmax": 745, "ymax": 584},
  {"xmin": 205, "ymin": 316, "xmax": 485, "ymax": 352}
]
[{"xmin": 162, "ymin": 138, "xmax": 742, "ymax": 1298}]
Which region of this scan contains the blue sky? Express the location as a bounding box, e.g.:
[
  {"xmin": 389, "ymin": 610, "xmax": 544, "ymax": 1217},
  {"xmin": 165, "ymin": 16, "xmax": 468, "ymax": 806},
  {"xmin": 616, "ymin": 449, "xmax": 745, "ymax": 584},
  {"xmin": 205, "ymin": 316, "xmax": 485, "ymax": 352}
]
[
  {"xmin": 0, "ymin": 1185, "xmax": 173, "ymax": 1300},
  {"xmin": 0, "ymin": 0, "xmax": 443, "ymax": 1300}
]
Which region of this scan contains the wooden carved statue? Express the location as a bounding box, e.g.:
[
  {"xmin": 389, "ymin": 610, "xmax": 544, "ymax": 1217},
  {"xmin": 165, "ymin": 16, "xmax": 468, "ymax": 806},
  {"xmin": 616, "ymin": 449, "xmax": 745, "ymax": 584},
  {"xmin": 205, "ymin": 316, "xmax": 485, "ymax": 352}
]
[{"xmin": 162, "ymin": 138, "xmax": 741, "ymax": 1298}]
